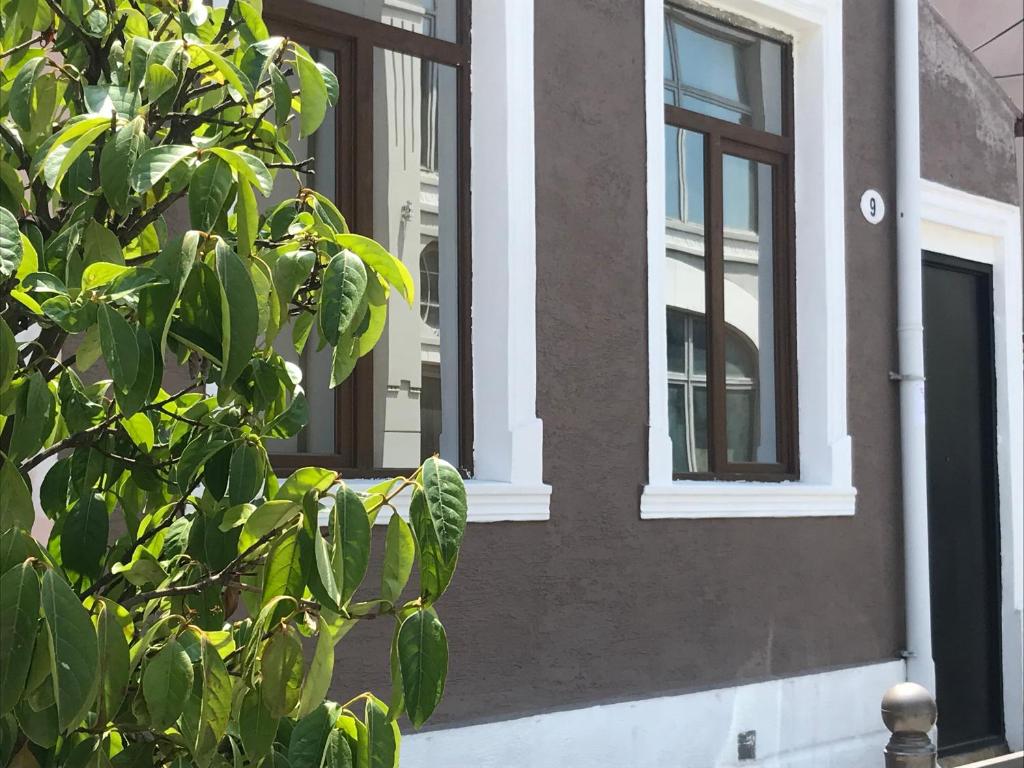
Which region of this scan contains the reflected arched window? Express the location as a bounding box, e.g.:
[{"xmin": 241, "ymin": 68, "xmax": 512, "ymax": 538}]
[
  {"xmin": 419, "ymin": 240, "xmax": 440, "ymax": 329},
  {"xmin": 667, "ymin": 308, "xmax": 759, "ymax": 473}
]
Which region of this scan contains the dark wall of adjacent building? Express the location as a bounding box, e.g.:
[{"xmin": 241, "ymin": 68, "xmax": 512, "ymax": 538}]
[
  {"xmin": 919, "ymin": 0, "xmax": 1021, "ymax": 204},
  {"xmin": 333, "ymin": 0, "xmax": 906, "ymax": 728}
]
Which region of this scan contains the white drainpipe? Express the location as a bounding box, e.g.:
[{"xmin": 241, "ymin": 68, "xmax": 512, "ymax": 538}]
[{"xmin": 895, "ymin": 0, "xmax": 936, "ymax": 693}]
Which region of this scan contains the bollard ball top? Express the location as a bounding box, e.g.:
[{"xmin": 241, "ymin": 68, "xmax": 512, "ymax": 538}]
[{"xmin": 881, "ymin": 683, "xmax": 937, "ymax": 733}]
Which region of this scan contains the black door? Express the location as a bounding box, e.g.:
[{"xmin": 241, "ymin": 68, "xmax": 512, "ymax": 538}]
[{"xmin": 923, "ymin": 252, "xmax": 1004, "ymax": 756}]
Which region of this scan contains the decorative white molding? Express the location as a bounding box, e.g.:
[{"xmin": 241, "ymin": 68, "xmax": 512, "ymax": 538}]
[
  {"xmin": 462, "ymin": 0, "xmax": 549, "ymax": 519},
  {"xmin": 401, "ymin": 661, "xmax": 905, "ymax": 768},
  {"xmin": 342, "ymin": 479, "xmax": 551, "ymax": 524},
  {"xmin": 641, "ymin": 481, "xmax": 856, "ymax": 518},
  {"xmin": 920, "ymin": 178, "xmax": 1024, "ymax": 752},
  {"xmin": 643, "ymin": 0, "xmax": 852, "ymax": 518}
]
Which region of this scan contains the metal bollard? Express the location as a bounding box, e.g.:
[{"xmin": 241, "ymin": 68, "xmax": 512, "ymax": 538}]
[{"xmin": 881, "ymin": 683, "xmax": 938, "ymax": 768}]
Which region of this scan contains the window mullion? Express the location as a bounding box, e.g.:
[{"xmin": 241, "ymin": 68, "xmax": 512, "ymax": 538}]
[{"xmin": 705, "ymin": 131, "xmax": 727, "ymax": 472}]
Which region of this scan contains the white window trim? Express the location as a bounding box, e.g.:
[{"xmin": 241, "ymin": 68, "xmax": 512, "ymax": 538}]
[
  {"xmin": 919, "ymin": 179, "xmax": 1024, "ymax": 750},
  {"xmin": 642, "ymin": 0, "xmax": 855, "ymax": 519}
]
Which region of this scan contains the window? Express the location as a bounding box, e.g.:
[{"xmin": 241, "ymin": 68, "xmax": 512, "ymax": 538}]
[
  {"xmin": 265, "ymin": 0, "xmax": 471, "ymax": 476},
  {"xmin": 663, "ymin": 5, "xmax": 796, "ymax": 480}
]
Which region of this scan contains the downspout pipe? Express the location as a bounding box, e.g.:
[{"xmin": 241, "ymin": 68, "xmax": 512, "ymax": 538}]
[{"xmin": 895, "ymin": 0, "xmax": 936, "ymax": 693}]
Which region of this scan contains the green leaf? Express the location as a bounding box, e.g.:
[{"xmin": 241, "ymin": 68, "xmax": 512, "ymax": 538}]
[
  {"xmin": 192, "ymin": 42, "xmax": 254, "ymax": 102},
  {"xmin": 40, "ymin": 569, "xmax": 99, "ymax": 732},
  {"xmin": 100, "ymin": 116, "xmax": 147, "ymax": 213},
  {"xmin": 98, "ymin": 303, "xmax": 139, "ymax": 392},
  {"xmin": 335, "ymin": 234, "xmax": 413, "ymax": 305},
  {"xmin": 380, "ymin": 513, "xmax": 414, "ymax": 606},
  {"xmin": 83, "ymin": 220, "xmax": 125, "ymax": 267},
  {"xmin": 181, "ymin": 633, "xmax": 233, "ymax": 767},
  {"xmin": 0, "ymin": 562, "xmax": 40, "ymax": 716},
  {"xmin": 9, "ymin": 371, "xmax": 54, "ymax": 462},
  {"xmin": 114, "ymin": 326, "xmax": 156, "ymax": 417},
  {"xmin": 228, "ymin": 442, "xmax": 263, "ymax": 505},
  {"xmin": 260, "ymin": 626, "xmax": 304, "ymax": 718},
  {"xmin": 0, "ymin": 317, "xmax": 16, "ymax": 394},
  {"xmin": 275, "ymin": 467, "xmax": 336, "ymax": 503},
  {"xmin": 239, "ymin": 686, "xmax": 279, "ymax": 760},
  {"xmin": 269, "ymin": 63, "xmax": 292, "ymax": 125},
  {"xmin": 60, "ymin": 493, "xmax": 109, "ymax": 577},
  {"xmin": 82, "ymin": 262, "xmax": 130, "ymax": 292},
  {"xmin": 318, "ymin": 250, "xmax": 367, "ymax": 346},
  {"xmin": 330, "ymin": 484, "xmax": 370, "ymax": 606},
  {"xmin": 0, "ymin": 460, "xmax": 35, "ymax": 531},
  {"xmin": 130, "ymin": 145, "xmax": 197, "ymax": 193},
  {"xmin": 208, "ymin": 148, "xmax": 272, "ymax": 196},
  {"xmin": 239, "ymin": 499, "xmax": 300, "ymax": 551},
  {"xmin": 287, "ymin": 703, "xmax": 335, "ymax": 767},
  {"xmin": 419, "ymin": 456, "xmax": 467, "ymax": 564},
  {"xmin": 236, "ymin": 177, "xmax": 258, "ymax": 257},
  {"xmin": 146, "ymin": 62, "xmax": 177, "ymax": 101},
  {"xmin": 138, "ymin": 232, "xmax": 200, "ymax": 354},
  {"xmin": 0, "ymin": 207, "xmax": 23, "ymax": 279},
  {"xmin": 189, "ymin": 156, "xmax": 234, "ymax": 232},
  {"xmin": 215, "ymin": 244, "xmax": 259, "ymax": 389},
  {"xmin": 261, "ymin": 527, "xmax": 307, "ymax": 607},
  {"xmin": 9, "ymin": 58, "xmax": 46, "ymax": 131},
  {"xmin": 43, "ymin": 123, "xmax": 110, "ymax": 190},
  {"xmin": 143, "ymin": 639, "xmax": 194, "ymax": 730},
  {"xmin": 294, "ymin": 46, "xmax": 327, "ymax": 138},
  {"xmin": 94, "ymin": 600, "xmax": 130, "ymax": 724},
  {"xmin": 397, "ymin": 609, "xmax": 448, "ymax": 728},
  {"xmin": 365, "ymin": 696, "xmax": 399, "ymax": 768},
  {"xmin": 15, "ymin": 234, "xmax": 38, "ymax": 281},
  {"xmin": 120, "ymin": 412, "xmax": 155, "ymax": 451},
  {"xmin": 295, "ymin": 617, "xmax": 334, "ymax": 718}
]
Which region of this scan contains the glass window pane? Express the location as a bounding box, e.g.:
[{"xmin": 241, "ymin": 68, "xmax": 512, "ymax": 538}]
[
  {"xmin": 723, "ymin": 156, "xmax": 777, "ymax": 464},
  {"xmin": 666, "ymin": 128, "xmax": 708, "ymax": 474},
  {"xmin": 372, "ymin": 49, "xmax": 459, "ymax": 468},
  {"xmin": 267, "ymin": 48, "xmax": 338, "ymax": 456},
  {"xmin": 312, "ymin": 0, "xmax": 458, "ymax": 41},
  {"xmin": 664, "ymin": 7, "xmax": 784, "ymax": 134}
]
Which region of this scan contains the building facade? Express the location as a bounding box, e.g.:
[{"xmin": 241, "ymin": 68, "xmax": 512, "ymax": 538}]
[{"xmin": 250, "ymin": 0, "xmax": 1024, "ymax": 765}]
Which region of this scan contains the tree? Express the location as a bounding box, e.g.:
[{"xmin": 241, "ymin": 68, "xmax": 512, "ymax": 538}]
[{"xmin": 0, "ymin": 0, "xmax": 467, "ymax": 764}]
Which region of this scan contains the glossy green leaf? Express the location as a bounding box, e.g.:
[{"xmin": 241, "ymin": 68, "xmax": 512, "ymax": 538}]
[
  {"xmin": 294, "ymin": 46, "xmax": 327, "ymax": 138},
  {"xmin": 335, "ymin": 234, "xmax": 413, "ymax": 305},
  {"xmin": 40, "ymin": 569, "xmax": 99, "ymax": 732},
  {"xmin": 239, "ymin": 499, "xmax": 301, "ymax": 551},
  {"xmin": 100, "ymin": 116, "xmax": 147, "ymax": 214},
  {"xmin": 143, "ymin": 639, "xmax": 193, "ymax": 730},
  {"xmin": 9, "ymin": 371, "xmax": 54, "ymax": 462},
  {"xmin": 0, "ymin": 317, "xmax": 16, "ymax": 394},
  {"xmin": 330, "ymin": 484, "xmax": 370, "ymax": 606},
  {"xmin": 419, "ymin": 456, "xmax": 467, "ymax": 564},
  {"xmin": 380, "ymin": 513, "xmax": 414, "ymax": 606},
  {"xmin": 236, "ymin": 177, "xmax": 259, "ymax": 257},
  {"xmin": 60, "ymin": 493, "xmax": 109, "ymax": 577},
  {"xmin": 181, "ymin": 633, "xmax": 233, "ymax": 767},
  {"xmin": 319, "ymin": 250, "xmax": 367, "ymax": 346},
  {"xmin": 9, "ymin": 58, "xmax": 46, "ymax": 131},
  {"xmin": 239, "ymin": 686, "xmax": 279, "ymax": 760},
  {"xmin": 261, "ymin": 527, "xmax": 306, "ymax": 606},
  {"xmin": 98, "ymin": 303, "xmax": 139, "ymax": 392},
  {"xmin": 94, "ymin": 600, "xmax": 130, "ymax": 724},
  {"xmin": 120, "ymin": 412, "xmax": 155, "ymax": 451},
  {"xmin": 0, "ymin": 563, "xmax": 40, "ymax": 716},
  {"xmin": 365, "ymin": 696, "xmax": 399, "ymax": 768},
  {"xmin": 0, "ymin": 461, "xmax": 35, "ymax": 532},
  {"xmin": 397, "ymin": 609, "xmax": 448, "ymax": 728},
  {"xmin": 260, "ymin": 626, "xmax": 304, "ymax": 718},
  {"xmin": 0, "ymin": 207, "xmax": 23, "ymax": 279},
  {"xmin": 269, "ymin": 63, "xmax": 292, "ymax": 125},
  {"xmin": 296, "ymin": 617, "xmax": 334, "ymax": 718},
  {"xmin": 287, "ymin": 702, "xmax": 335, "ymax": 767},
  {"xmin": 130, "ymin": 145, "xmax": 197, "ymax": 193},
  {"xmin": 189, "ymin": 156, "xmax": 234, "ymax": 232},
  {"xmin": 83, "ymin": 220, "xmax": 125, "ymax": 267},
  {"xmin": 215, "ymin": 244, "xmax": 259, "ymax": 389},
  {"xmin": 228, "ymin": 442, "xmax": 263, "ymax": 505},
  {"xmin": 208, "ymin": 148, "xmax": 273, "ymax": 196}
]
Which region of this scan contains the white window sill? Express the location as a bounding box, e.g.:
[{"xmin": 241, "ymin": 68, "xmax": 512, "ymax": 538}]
[
  {"xmin": 640, "ymin": 482, "xmax": 857, "ymax": 519},
  {"xmin": 344, "ymin": 479, "xmax": 552, "ymax": 524}
]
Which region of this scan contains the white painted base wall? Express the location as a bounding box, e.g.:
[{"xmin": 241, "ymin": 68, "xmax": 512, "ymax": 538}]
[{"xmin": 402, "ymin": 661, "xmax": 904, "ymax": 768}]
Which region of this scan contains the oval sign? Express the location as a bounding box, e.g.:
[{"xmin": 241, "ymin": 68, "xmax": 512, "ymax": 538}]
[{"xmin": 860, "ymin": 189, "xmax": 885, "ymax": 224}]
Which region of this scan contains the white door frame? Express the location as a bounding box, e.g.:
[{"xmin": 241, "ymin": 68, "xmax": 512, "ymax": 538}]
[{"xmin": 920, "ymin": 178, "xmax": 1024, "ymax": 752}]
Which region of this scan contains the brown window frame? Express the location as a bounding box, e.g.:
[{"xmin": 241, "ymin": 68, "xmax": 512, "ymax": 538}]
[
  {"xmin": 664, "ymin": 6, "xmax": 799, "ymax": 481},
  {"xmin": 264, "ymin": 0, "xmax": 473, "ymax": 479}
]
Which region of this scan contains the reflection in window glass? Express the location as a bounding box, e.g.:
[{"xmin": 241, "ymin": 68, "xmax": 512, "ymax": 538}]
[
  {"xmin": 372, "ymin": 49, "xmax": 459, "ymax": 468},
  {"xmin": 664, "ymin": 5, "xmax": 784, "ymax": 134},
  {"xmin": 723, "ymin": 155, "xmax": 776, "ymax": 463},
  {"xmin": 313, "ymin": 0, "xmax": 458, "ymax": 42},
  {"xmin": 667, "ymin": 310, "xmax": 710, "ymax": 473}
]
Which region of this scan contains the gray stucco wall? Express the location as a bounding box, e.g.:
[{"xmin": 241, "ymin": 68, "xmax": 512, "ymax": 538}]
[
  {"xmin": 920, "ymin": 0, "xmax": 1021, "ymax": 204},
  {"xmin": 333, "ymin": 0, "xmax": 906, "ymax": 728}
]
